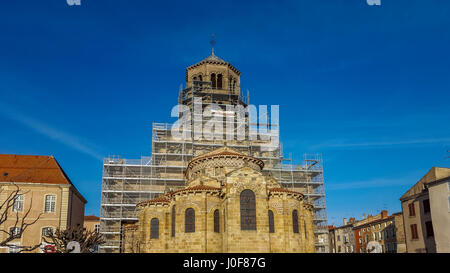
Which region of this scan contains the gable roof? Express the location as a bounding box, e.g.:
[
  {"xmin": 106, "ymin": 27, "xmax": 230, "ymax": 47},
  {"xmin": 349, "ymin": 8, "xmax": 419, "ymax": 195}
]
[
  {"xmin": 400, "ymin": 167, "xmax": 450, "ymax": 200},
  {"xmin": 0, "ymin": 154, "xmax": 73, "ymax": 185},
  {"xmin": 0, "ymin": 154, "xmax": 87, "ymax": 203}
]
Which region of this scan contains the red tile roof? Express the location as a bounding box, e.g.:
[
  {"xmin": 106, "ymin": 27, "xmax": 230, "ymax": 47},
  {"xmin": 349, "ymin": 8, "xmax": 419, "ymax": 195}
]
[
  {"xmin": 0, "ymin": 154, "xmax": 71, "ymax": 185},
  {"xmin": 354, "ymin": 215, "xmax": 395, "ymax": 229},
  {"xmin": 84, "ymin": 215, "xmax": 100, "ymax": 221},
  {"xmin": 177, "ymin": 185, "xmax": 221, "ymax": 192}
]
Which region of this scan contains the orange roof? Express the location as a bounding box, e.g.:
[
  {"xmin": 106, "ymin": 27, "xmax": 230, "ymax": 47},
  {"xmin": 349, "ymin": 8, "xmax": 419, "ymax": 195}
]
[
  {"xmin": 0, "ymin": 154, "xmax": 71, "ymax": 185},
  {"xmin": 84, "ymin": 215, "xmax": 100, "ymax": 221},
  {"xmin": 0, "ymin": 154, "xmax": 87, "ymax": 203},
  {"xmin": 176, "ymin": 185, "xmax": 221, "ymax": 193}
]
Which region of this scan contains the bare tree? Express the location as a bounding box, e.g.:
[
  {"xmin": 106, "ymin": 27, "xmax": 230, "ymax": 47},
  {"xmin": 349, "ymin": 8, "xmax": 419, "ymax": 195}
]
[
  {"xmin": 42, "ymin": 225, "xmax": 105, "ymax": 253},
  {"xmin": 0, "ymin": 184, "xmax": 43, "ymax": 252}
]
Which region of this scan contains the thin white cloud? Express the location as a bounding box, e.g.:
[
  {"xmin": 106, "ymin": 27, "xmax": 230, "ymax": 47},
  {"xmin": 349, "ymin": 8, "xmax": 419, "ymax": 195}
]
[
  {"xmin": 326, "ymin": 173, "xmax": 422, "ymax": 191},
  {"xmin": 0, "ymin": 102, "xmax": 104, "ymax": 161},
  {"xmin": 313, "ymin": 138, "xmax": 450, "ymax": 149}
]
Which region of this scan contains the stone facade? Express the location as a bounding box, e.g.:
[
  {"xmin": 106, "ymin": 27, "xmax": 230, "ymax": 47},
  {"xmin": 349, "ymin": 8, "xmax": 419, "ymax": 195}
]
[
  {"xmin": 122, "ymin": 147, "xmax": 315, "ymax": 253},
  {"xmin": 328, "ymin": 218, "xmax": 356, "ymax": 253},
  {"xmin": 400, "ymin": 167, "xmax": 450, "ymax": 253}
]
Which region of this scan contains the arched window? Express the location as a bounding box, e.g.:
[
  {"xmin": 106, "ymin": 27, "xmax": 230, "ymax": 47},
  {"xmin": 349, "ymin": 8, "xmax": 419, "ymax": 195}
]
[
  {"xmin": 42, "ymin": 227, "xmax": 54, "ymax": 237},
  {"xmin": 292, "ymin": 210, "xmax": 299, "ymax": 233},
  {"xmin": 150, "ymin": 218, "xmax": 159, "ymax": 239},
  {"xmin": 171, "ymin": 205, "xmax": 176, "ymax": 237},
  {"xmin": 214, "ymin": 209, "xmax": 220, "ymax": 233},
  {"xmin": 268, "ymin": 210, "xmax": 275, "ymax": 233},
  {"xmin": 240, "ymin": 190, "xmax": 256, "ymax": 230},
  {"xmin": 217, "ymin": 74, "xmax": 222, "ymax": 89},
  {"xmin": 185, "ymin": 208, "xmax": 195, "ymax": 233},
  {"xmin": 211, "ymin": 73, "xmax": 216, "ymax": 89},
  {"xmin": 198, "ymin": 75, "xmax": 203, "ymax": 82}
]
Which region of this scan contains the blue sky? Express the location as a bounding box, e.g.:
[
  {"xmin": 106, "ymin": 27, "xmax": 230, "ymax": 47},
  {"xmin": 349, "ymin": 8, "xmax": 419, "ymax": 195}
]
[{"xmin": 1, "ymin": 0, "xmax": 449, "ymax": 225}]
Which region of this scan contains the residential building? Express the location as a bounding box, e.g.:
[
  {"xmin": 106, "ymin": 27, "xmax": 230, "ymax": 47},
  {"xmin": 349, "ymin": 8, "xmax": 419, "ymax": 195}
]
[
  {"xmin": 0, "ymin": 155, "xmax": 86, "ymax": 253},
  {"xmin": 329, "ymin": 210, "xmax": 405, "ymax": 253},
  {"xmin": 393, "ymin": 212, "xmax": 407, "ymax": 253},
  {"xmin": 400, "ymin": 167, "xmax": 450, "ymax": 253},
  {"xmin": 353, "ymin": 210, "xmax": 403, "ymax": 253},
  {"xmin": 328, "ymin": 218, "xmax": 356, "ymax": 253}
]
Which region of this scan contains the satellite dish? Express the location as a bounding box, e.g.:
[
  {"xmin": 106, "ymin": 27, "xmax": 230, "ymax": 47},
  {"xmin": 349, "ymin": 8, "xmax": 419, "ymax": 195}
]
[
  {"xmin": 67, "ymin": 241, "xmax": 81, "ymax": 253},
  {"xmin": 366, "ymin": 241, "xmax": 382, "ymax": 253}
]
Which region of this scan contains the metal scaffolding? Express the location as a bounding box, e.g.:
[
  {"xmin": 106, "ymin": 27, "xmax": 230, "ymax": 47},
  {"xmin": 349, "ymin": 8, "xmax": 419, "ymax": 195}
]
[{"xmin": 99, "ymin": 80, "xmax": 329, "ymax": 253}]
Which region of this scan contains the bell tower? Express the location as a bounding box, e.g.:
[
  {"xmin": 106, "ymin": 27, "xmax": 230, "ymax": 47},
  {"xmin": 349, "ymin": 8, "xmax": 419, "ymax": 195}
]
[{"xmin": 181, "ymin": 46, "xmax": 243, "ymax": 108}]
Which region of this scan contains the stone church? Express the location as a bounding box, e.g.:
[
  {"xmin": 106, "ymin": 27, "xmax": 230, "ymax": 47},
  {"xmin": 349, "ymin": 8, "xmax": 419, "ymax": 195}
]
[{"xmin": 122, "ymin": 146, "xmax": 316, "ymax": 253}]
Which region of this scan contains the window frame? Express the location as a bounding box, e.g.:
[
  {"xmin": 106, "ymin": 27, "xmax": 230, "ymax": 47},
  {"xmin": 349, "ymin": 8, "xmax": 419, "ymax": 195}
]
[
  {"xmin": 268, "ymin": 210, "xmax": 274, "ymax": 233},
  {"xmin": 214, "ymin": 209, "xmax": 220, "ymax": 233},
  {"xmin": 8, "ymin": 242, "xmax": 20, "ymax": 253},
  {"xmin": 9, "ymin": 226, "xmax": 21, "ymax": 237},
  {"xmin": 12, "ymin": 194, "xmax": 24, "ymax": 212},
  {"xmin": 150, "ymin": 218, "xmax": 159, "ymax": 239},
  {"xmin": 240, "ymin": 190, "xmax": 256, "ymax": 231},
  {"xmin": 410, "ymin": 224, "xmax": 419, "ymax": 239},
  {"xmin": 292, "ymin": 210, "xmax": 299, "ymax": 234},
  {"xmin": 44, "ymin": 195, "xmax": 56, "ymax": 213},
  {"xmin": 171, "ymin": 205, "xmax": 176, "ymax": 237},
  {"xmin": 42, "ymin": 227, "xmax": 54, "ymax": 237},
  {"xmin": 185, "ymin": 208, "xmax": 195, "ymax": 233},
  {"xmin": 408, "ymin": 203, "xmax": 416, "ymax": 217}
]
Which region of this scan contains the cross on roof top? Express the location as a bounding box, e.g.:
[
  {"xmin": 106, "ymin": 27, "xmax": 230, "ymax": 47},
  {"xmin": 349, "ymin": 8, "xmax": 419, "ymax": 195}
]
[{"xmin": 210, "ymin": 34, "xmax": 216, "ymax": 55}]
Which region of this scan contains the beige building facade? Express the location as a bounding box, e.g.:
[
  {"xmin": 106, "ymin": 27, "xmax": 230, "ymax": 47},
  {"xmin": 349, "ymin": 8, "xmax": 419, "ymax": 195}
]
[
  {"xmin": 122, "ymin": 147, "xmax": 315, "ymax": 253},
  {"xmin": 0, "ymin": 155, "xmax": 87, "ymax": 253},
  {"xmin": 400, "ymin": 167, "xmax": 450, "ymax": 253},
  {"xmin": 84, "ymin": 215, "xmax": 100, "ymax": 233}
]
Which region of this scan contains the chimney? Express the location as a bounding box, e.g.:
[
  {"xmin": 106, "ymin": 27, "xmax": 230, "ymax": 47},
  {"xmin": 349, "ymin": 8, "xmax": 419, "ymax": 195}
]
[
  {"xmin": 349, "ymin": 217, "xmax": 355, "ymax": 224},
  {"xmin": 343, "ymin": 218, "xmax": 348, "ymax": 225},
  {"xmin": 363, "ymin": 213, "xmax": 366, "ymax": 219},
  {"xmin": 381, "ymin": 210, "xmax": 388, "ymax": 219}
]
